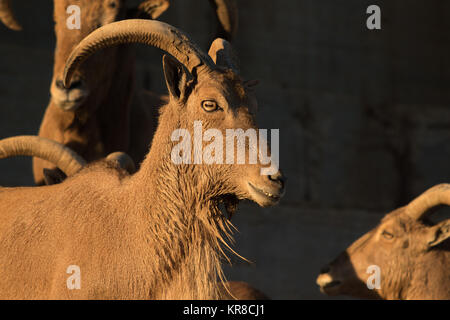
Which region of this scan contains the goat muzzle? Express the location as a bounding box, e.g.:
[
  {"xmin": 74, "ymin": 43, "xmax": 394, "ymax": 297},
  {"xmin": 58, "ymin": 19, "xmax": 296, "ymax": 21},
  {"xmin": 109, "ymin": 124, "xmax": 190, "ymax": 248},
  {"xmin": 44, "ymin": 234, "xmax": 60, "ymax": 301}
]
[{"xmin": 51, "ymin": 78, "xmax": 89, "ymax": 111}]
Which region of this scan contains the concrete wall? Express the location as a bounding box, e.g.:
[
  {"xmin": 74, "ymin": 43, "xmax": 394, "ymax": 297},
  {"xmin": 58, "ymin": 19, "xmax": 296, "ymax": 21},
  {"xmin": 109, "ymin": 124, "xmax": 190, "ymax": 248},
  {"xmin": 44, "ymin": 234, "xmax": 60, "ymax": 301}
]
[{"xmin": 0, "ymin": 0, "xmax": 449, "ymax": 299}]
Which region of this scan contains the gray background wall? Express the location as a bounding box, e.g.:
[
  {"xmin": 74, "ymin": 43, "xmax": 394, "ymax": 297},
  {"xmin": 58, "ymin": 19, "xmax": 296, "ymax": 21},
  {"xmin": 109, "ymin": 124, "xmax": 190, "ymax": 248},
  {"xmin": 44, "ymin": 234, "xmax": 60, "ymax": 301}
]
[{"xmin": 1, "ymin": 0, "xmax": 449, "ymax": 299}]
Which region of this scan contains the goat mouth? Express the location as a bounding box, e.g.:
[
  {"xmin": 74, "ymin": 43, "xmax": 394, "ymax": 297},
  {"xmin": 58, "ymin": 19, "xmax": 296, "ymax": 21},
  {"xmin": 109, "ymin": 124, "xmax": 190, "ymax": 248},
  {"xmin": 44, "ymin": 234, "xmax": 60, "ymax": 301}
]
[
  {"xmin": 319, "ymin": 280, "xmax": 342, "ymax": 296},
  {"xmin": 321, "ymin": 280, "xmax": 341, "ymax": 289},
  {"xmin": 247, "ymin": 182, "xmax": 282, "ymax": 206},
  {"xmin": 51, "ymin": 87, "xmax": 88, "ymax": 111},
  {"xmin": 317, "ymin": 274, "xmax": 342, "ymax": 295},
  {"xmin": 58, "ymin": 98, "xmax": 85, "ymax": 111}
]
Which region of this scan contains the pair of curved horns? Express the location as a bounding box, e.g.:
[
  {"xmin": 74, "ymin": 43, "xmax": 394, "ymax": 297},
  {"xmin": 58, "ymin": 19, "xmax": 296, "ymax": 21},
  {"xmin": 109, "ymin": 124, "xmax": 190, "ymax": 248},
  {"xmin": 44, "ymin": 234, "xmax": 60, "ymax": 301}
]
[
  {"xmin": 405, "ymin": 184, "xmax": 450, "ymax": 220},
  {"xmin": 0, "ymin": 136, "xmax": 135, "ymax": 179},
  {"xmin": 64, "ymin": 19, "xmax": 238, "ymax": 88}
]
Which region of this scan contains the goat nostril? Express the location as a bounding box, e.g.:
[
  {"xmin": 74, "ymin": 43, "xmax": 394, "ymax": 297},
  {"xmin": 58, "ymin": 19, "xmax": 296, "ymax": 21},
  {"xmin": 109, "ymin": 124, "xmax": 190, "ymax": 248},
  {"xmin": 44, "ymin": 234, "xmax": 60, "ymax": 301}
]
[
  {"xmin": 269, "ymin": 171, "xmax": 281, "ymax": 181},
  {"xmin": 320, "ymin": 266, "xmax": 330, "ymax": 274},
  {"xmin": 55, "ymin": 79, "xmax": 82, "ymax": 90},
  {"xmin": 268, "ymin": 172, "xmax": 285, "ymax": 187},
  {"xmin": 55, "ymin": 80, "xmax": 66, "ymax": 90}
]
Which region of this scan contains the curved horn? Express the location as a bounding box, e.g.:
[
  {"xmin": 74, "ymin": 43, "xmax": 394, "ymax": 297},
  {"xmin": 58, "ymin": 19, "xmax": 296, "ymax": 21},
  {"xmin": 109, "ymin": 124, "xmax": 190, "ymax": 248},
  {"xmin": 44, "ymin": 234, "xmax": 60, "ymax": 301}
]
[
  {"xmin": 0, "ymin": 136, "xmax": 86, "ymax": 177},
  {"xmin": 405, "ymin": 184, "xmax": 450, "ymax": 220},
  {"xmin": 209, "ymin": 0, "xmax": 238, "ymax": 41},
  {"xmin": 64, "ymin": 19, "xmax": 216, "ymax": 87},
  {"xmin": 106, "ymin": 152, "xmax": 136, "ymax": 174},
  {"xmin": 0, "ymin": 0, "xmax": 21, "ymax": 31}
]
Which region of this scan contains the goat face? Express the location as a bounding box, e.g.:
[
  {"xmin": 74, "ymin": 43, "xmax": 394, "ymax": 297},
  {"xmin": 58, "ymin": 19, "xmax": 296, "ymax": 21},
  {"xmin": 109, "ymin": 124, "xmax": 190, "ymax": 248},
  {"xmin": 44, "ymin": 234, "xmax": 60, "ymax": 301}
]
[
  {"xmin": 51, "ymin": 0, "xmax": 130, "ymax": 111},
  {"xmin": 317, "ymin": 194, "xmax": 450, "ymax": 299},
  {"xmin": 164, "ymin": 55, "xmax": 285, "ymax": 209}
]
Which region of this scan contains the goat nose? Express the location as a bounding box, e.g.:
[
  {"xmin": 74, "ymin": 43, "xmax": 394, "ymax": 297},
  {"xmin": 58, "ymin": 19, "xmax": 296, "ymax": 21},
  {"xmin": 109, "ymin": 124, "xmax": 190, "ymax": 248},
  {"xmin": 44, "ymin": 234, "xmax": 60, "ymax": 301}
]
[
  {"xmin": 55, "ymin": 80, "xmax": 65, "ymax": 90},
  {"xmin": 55, "ymin": 79, "xmax": 83, "ymax": 90},
  {"xmin": 320, "ymin": 265, "xmax": 330, "ymax": 274},
  {"xmin": 268, "ymin": 171, "xmax": 286, "ymax": 187}
]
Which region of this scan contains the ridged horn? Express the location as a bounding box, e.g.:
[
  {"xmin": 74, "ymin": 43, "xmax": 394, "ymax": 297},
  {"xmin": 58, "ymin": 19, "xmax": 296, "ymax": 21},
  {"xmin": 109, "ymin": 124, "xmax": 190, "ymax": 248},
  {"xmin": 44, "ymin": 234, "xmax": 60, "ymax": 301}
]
[
  {"xmin": 0, "ymin": 136, "xmax": 86, "ymax": 177},
  {"xmin": 405, "ymin": 184, "xmax": 450, "ymax": 220},
  {"xmin": 64, "ymin": 19, "xmax": 216, "ymax": 87},
  {"xmin": 0, "ymin": 0, "xmax": 21, "ymax": 31},
  {"xmin": 209, "ymin": 0, "xmax": 238, "ymax": 41}
]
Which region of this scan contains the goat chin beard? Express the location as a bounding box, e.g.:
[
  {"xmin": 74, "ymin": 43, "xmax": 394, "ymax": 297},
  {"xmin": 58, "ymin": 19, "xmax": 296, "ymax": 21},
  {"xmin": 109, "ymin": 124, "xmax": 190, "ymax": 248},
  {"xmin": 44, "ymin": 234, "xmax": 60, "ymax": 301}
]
[
  {"xmin": 218, "ymin": 194, "xmax": 240, "ymax": 220},
  {"xmin": 216, "ymin": 186, "xmax": 281, "ymax": 221}
]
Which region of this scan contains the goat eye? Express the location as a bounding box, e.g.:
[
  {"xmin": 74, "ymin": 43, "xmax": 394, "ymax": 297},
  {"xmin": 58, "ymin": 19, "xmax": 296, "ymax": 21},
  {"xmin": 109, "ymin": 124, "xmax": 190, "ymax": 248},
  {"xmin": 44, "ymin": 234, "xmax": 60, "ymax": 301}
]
[
  {"xmin": 381, "ymin": 230, "xmax": 394, "ymax": 240},
  {"xmin": 201, "ymin": 100, "xmax": 220, "ymax": 112}
]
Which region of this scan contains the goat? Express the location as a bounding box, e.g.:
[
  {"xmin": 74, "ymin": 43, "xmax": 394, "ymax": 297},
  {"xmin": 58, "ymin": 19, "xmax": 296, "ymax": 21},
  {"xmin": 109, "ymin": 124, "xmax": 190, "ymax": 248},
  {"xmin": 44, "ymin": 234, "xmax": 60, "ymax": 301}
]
[
  {"xmin": 0, "ymin": 0, "xmax": 238, "ymax": 185},
  {"xmin": 0, "ymin": 137, "xmax": 266, "ymax": 300},
  {"xmin": 0, "ymin": 20, "xmax": 285, "ymax": 299},
  {"xmin": 317, "ymin": 184, "xmax": 450, "ymax": 300}
]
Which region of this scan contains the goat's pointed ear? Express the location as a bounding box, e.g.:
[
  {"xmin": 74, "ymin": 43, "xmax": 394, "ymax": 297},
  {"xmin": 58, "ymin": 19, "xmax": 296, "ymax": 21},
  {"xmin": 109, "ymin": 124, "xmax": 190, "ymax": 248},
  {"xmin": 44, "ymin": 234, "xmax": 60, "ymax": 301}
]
[
  {"xmin": 426, "ymin": 219, "xmax": 450, "ymax": 248},
  {"xmin": 208, "ymin": 38, "xmax": 240, "ymax": 74},
  {"xmin": 163, "ymin": 54, "xmax": 188, "ymax": 101}
]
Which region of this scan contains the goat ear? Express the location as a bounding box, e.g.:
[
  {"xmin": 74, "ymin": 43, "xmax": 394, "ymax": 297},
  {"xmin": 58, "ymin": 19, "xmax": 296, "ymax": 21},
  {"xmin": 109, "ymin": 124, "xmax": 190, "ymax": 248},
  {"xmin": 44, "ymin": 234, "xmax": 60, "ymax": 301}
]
[
  {"xmin": 163, "ymin": 54, "xmax": 188, "ymax": 101},
  {"xmin": 43, "ymin": 168, "xmax": 67, "ymax": 186},
  {"xmin": 426, "ymin": 220, "xmax": 450, "ymax": 248},
  {"xmin": 208, "ymin": 38, "xmax": 240, "ymax": 74}
]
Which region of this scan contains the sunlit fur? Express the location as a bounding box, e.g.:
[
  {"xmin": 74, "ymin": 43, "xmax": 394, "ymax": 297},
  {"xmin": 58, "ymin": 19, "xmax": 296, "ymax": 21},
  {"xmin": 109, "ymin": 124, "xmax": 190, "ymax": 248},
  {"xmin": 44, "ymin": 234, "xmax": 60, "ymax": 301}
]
[
  {"xmin": 0, "ymin": 46, "xmax": 283, "ymax": 298},
  {"xmin": 317, "ymin": 206, "xmax": 450, "ymax": 299}
]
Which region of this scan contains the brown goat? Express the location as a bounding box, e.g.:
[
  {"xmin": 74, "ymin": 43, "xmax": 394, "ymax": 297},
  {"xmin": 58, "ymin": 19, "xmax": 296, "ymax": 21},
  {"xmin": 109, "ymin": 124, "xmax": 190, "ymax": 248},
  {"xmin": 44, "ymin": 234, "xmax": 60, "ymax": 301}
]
[
  {"xmin": 0, "ymin": 20, "xmax": 284, "ymax": 299},
  {"xmin": 0, "ymin": 137, "xmax": 267, "ymax": 299},
  {"xmin": 0, "ymin": 0, "xmax": 238, "ymax": 185},
  {"xmin": 317, "ymin": 184, "xmax": 450, "ymax": 300}
]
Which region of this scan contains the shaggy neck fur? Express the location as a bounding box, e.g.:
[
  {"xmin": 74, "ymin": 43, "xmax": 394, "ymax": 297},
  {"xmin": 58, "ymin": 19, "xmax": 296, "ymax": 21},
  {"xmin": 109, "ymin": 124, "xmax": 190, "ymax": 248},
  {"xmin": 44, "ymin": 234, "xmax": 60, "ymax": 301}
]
[{"xmin": 125, "ymin": 103, "xmax": 235, "ymax": 299}]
